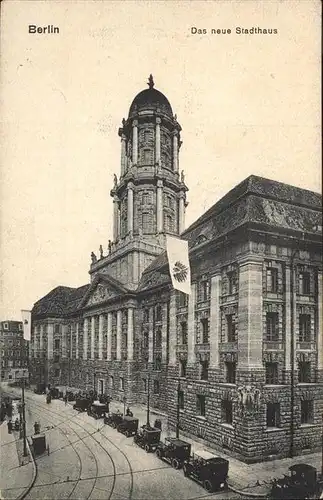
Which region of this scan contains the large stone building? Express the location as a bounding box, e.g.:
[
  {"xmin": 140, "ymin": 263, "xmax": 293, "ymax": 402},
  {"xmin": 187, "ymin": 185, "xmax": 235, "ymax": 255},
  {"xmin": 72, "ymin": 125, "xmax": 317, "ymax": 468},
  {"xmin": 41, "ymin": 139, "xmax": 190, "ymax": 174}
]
[
  {"xmin": 30, "ymin": 76, "xmax": 322, "ymax": 462},
  {"xmin": 0, "ymin": 320, "xmax": 29, "ymax": 382}
]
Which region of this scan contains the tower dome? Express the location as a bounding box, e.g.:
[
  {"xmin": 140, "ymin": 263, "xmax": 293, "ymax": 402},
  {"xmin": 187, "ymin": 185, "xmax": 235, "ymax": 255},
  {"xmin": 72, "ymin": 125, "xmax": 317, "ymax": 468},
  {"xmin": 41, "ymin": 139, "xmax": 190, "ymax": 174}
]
[{"xmin": 128, "ymin": 75, "xmax": 173, "ymax": 118}]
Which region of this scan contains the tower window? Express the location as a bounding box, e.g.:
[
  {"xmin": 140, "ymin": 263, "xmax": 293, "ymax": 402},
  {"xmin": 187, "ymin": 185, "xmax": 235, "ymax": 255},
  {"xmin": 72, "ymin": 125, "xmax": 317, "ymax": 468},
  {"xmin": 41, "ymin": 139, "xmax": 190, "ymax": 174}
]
[
  {"xmin": 164, "ymin": 214, "xmax": 173, "ymax": 232},
  {"xmin": 142, "ymin": 149, "xmax": 152, "ymax": 164},
  {"xmin": 266, "ymin": 312, "xmax": 279, "ymax": 341},
  {"xmin": 299, "ymin": 314, "xmax": 311, "ymax": 342},
  {"xmin": 142, "ymin": 213, "xmax": 150, "ymax": 233}
]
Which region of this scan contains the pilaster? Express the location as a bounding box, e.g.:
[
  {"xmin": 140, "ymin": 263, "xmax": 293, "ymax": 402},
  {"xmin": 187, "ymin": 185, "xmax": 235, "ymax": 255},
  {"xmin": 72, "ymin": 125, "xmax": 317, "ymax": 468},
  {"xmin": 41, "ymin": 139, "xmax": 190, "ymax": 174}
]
[
  {"xmin": 238, "ymin": 259, "xmax": 263, "ymax": 369},
  {"xmin": 132, "ymin": 119, "xmax": 138, "ymax": 165},
  {"xmin": 120, "ymin": 134, "xmax": 127, "ymax": 176},
  {"xmin": 113, "ymin": 195, "xmax": 120, "ymax": 241},
  {"xmin": 116, "ymin": 310, "xmax": 122, "ymax": 361},
  {"xmin": 107, "ymin": 312, "xmax": 112, "ymax": 361},
  {"xmin": 162, "ymin": 302, "xmax": 168, "ymax": 362},
  {"xmin": 62, "ymin": 325, "xmax": 68, "ymax": 358},
  {"xmin": 47, "ymin": 323, "xmax": 53, "ymax": 360},
  {"xmin": 156, "ymin": 180, "xmax": 163, "ymax": 233},
  {"xmin": 188, "ymin": 284, "xmax": 196, "ymax": 364},
  {"xmin": 39, "ymin": 325, "xmax": 44, "ymax": 352},
  {"xmin": 173, "ymin": 132, "xmax": 179, "ymax": 172},
  {"xmin": 318, "ymin": 271, "xmax": 323, "ymax": 369},
  {"xmin": 98, "ymin": 314, "xmax": 104, "ymax": 360},
  {"xmin": 91, "ymin": 316, "xmax": 95, "ymax": 360},
  {"xmin": 148, "ymin": 307, "xmax": 154, "ymax": 363},
  {"xmin": 127, "ymin": 308, "xmax": 134, "ymax": 360},
  {"xmin": 83, "ymin": 318, "xmax": 89, "ymax": 360},
  {"xmin": 127, "ymin": 182, "xmax": 134, "ymax": 233},
  {"xmin": 178, "ymin": 193, "xmax": 185, "ymax": 234},
  {"xmin": 210, "ymin": 274, "xmax": 221, "ymax": 368},
  {"xmin": 155, "ymin": 117, "xmax": 161, "ymax": 165},
  {"xmin": 169, "ymin": 292, "xmax": 177, "ymax": 365}
]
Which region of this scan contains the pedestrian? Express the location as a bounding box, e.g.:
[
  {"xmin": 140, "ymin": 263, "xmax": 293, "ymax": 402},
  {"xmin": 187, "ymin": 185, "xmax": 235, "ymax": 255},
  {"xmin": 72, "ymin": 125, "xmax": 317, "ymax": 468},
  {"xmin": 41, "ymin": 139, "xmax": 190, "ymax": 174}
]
[
  {"xmin": 7, "ymin": 420, "xmax": 13, "ymax": 434},
  {"xmin": 34, "ymin": 421, "xmax": 40, "ymax": 434},
  {"xmin": 64, "ymin": 393, "xmax": 68, "ymax": 406}
]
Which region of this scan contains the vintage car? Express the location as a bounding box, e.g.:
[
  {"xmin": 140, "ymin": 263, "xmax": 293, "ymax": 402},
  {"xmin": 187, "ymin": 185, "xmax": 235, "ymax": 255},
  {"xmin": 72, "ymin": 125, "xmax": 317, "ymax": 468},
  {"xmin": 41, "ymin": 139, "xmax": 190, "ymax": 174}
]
[
  {"xmin": 50, "ymin": 387, "xmax": 60, "ymax": 399},
  {"xmin": 117, "ymin": 416, "xmax": 139, "ymax": 437},
  {"xmin": 73, "ymin": 398, "xmax": 91, "ymax": 412},
  {"xmin": 104, "ymin": 412, "xmax": 124, "ymax": 428},
  {"xmin": 155, "ymin": 437, "xmax": 191, "ymax": 469},
  {"xmin": 270, "ymin": 463, "xmax": 318, "ymax": 500},
  {"xmin": 133, "ymin": 425, "xmax": 161, "ymax": 453},
  {"xmin": 183, "ymin": 450, "xmax": 229, "ymax": 492},
  {"xmin": 34, "ymin": 383, "xmax": 46, "ymax": 395},
  {"xmin": 87, "ymin": 401, "xmax": 109, "ymax": 419}
]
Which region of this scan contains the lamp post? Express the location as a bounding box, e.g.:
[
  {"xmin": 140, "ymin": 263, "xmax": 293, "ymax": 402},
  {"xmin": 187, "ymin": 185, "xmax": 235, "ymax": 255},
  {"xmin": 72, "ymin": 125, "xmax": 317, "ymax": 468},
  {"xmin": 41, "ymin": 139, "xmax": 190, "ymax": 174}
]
[
  {"xmin": 176, "ymin": 379, "xmax": 180, "ymax": 438},
  {"xmin": 146, "ymin": 373, "xmax": 150, "ymax": 427},
  {"xmin": 21, "ymin": 377, "xmax": 27, "ymax": 457}
]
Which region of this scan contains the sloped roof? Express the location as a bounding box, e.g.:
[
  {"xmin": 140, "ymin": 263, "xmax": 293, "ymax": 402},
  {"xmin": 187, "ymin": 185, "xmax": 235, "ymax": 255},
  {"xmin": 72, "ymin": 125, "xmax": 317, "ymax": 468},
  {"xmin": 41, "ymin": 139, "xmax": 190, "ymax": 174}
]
[
  {"xmin": 32, "ymin": 284, "xmax": 90, "ymax": 318},
  {"xmin": 138, "ymin": 175, "xmax": 322, "ymax": 292}
]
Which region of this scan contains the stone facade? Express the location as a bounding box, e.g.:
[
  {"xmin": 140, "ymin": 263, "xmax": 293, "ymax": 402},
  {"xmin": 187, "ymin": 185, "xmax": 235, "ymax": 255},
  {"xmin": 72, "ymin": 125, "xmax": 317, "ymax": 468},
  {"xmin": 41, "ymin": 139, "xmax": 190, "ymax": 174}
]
[
  {"xmin": 0, "ymin": 320, "xmax": 29, "ymax": 381},
  {"xmin": 30, "ymin": 76, "xmax": 322, "ymax": 463}
]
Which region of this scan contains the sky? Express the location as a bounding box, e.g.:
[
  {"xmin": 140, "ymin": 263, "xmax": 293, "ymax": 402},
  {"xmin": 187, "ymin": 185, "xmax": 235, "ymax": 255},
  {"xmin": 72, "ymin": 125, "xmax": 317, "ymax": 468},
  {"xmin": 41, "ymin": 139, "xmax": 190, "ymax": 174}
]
[{"xmin": 0, "ymin": 0, "xmax": 321, "ymax": 319}]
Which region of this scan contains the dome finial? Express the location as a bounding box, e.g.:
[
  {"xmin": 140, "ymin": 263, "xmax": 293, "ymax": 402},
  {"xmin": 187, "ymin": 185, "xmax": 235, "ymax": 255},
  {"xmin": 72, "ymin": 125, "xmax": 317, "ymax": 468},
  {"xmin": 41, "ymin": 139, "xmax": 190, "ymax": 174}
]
[{"xmin": 147, "ymin": 74, "xmax": 154, "ymax": 89}]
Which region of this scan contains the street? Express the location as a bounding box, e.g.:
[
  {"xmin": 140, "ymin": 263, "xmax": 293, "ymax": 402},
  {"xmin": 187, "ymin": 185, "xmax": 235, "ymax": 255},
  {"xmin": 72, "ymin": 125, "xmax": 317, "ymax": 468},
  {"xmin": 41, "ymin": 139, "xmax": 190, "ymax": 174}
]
[{"xmin": 4, "ymin": 387, "xmax": 246, "ymax": 500}]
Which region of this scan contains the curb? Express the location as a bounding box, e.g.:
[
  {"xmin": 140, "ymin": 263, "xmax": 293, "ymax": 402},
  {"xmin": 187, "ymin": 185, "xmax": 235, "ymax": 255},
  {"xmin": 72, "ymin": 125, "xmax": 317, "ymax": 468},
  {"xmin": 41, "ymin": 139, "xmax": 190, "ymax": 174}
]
[
  {"xmin": 227, "ymin": 483, "xmax": 268, "ymax": 498},
  {"xmin": 16, "ymin": 439, "xmax": 37, "ymax": 500}
]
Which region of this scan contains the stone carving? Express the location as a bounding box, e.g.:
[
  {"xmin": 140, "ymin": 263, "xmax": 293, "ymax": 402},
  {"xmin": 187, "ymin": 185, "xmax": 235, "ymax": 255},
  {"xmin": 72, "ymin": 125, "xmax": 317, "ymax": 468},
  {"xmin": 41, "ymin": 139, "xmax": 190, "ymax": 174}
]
[
  {"xmin": 91, "ymin": 252, "xmax": 97, "ymax": 264},
  {"xmin": 99, "ymin": 245, "xmax": 103, "ymax": 259},
  {"xmin": 122, "ymin": 118, "xmax": 126, "ymax": 127},
  {"xmin": 87, "ymin": 283, "xmax": 117, "ymax": 306},
  {"xmin": 180, "ymin": 170, "xmax": 185, "ymax": 183},
  {"xmin": 113, "ymin": 174, "xmax": 118, "ymax": 188},
  {"xmin": 108, "ymin": 240, "xmax": 112, "ymax": 255},
  {"xmin": 236, "ymin": 385, "xmax": 260, "ymax": 416}
]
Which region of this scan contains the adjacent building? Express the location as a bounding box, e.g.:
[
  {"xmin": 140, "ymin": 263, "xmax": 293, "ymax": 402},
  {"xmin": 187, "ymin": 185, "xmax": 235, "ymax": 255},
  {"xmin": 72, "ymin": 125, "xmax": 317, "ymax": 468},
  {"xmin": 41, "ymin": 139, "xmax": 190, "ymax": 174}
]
[
  {"xmin": 30, "ymin": 76, "xmax": 322, "ymax": 462},
  {"xmin": 0, "ymin": 320, "xmax": 29, "ymax": 381}
]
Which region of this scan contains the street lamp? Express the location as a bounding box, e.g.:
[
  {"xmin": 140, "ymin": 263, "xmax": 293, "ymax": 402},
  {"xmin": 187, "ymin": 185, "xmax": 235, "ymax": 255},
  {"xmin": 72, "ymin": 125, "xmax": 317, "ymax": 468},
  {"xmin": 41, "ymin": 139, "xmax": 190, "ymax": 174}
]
[
  {"xmin": 176, "ymin": 379, "xmax": 181, "ymax": 438},
  {"xmin": 146, "ymin": 373, "xmax": 150, "ymax": 427},
  {"xmin": 20, "ymin": 377, "xmax": 27, "ymax": 457}
]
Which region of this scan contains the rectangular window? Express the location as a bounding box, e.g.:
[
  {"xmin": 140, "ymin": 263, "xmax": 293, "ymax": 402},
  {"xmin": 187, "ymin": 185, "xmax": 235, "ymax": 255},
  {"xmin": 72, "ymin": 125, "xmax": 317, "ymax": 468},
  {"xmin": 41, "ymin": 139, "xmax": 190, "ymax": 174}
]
[
  {"xmin": 54, "ymin": 339, "xmax": 60, "ymax": 350},
  {"xmin": 143, "ymin": 309, "xmax": 149, "ymax": 323},
  {"xmin": 227, "ymin": 272, "xmax": 237, "ymax": 295},
  {"xmin": 119, "ymin": 377, "xmax": 124, "ymax": 390},
  {"xmin": 178, "ymin": 390, "xmax": 184, "ymax": 409},
  {"xmin": 299, "ymin": 314, "xmax": 311, "ymax": 342},
  {"xmin": 298, "ymin": 361, "xmax": 311, "ymax": 383},
  {"xmin": 19, "ymin": 324, "xmax": 23, "ymax": 331},
  {"xmin": 266, "ymin": 267, "xmax": 278, "ymax": 293},
  {"xmin": 54, "ymin": 355, "xmax": 60, "ymax": 363},
  {"xmin": 301, "ymin": 400, "xmax": 313, "ymax": 424},
  {"xmin": 200, "ymin": 360, "xmax": 209, "ymax": 380},
  {"xmin": 196, "ymin": 394, "xmax": 206, "ymax": 416},
  {"xmin": 142, "ymin": 378, "xmax": 147, "ymax": 392},
  {"xmin": 178, "ymin": 292, "xmax": 188, "ymax": 307},
  {"xmin": 54, "ymin": 324, "xmax": 60, "ymax": 334},
  {"xmin": 155, "ymin": 328, "xmax": 162, "ymax": 348},
  {"xmin": 155, "ymin": 305, "xmax": 162, "ymax": 322},
  {"xmin": 266, "ymin": 312, "xmax": 279, "ymax": 341},
  {"xmin": 198, "ymin": 281, "xmax": 210, "ymax": 302},
  {"xmin": 225, "ymin": 362, "xmax": 236, "ymax": 384},
  {"xmin": 54, "ymin": 369, "xmax": 60, "ymax": 378},
  {"xmin": 181, "ymin": 322, "xmax": 188, "ymax": 344},
  {"xmin": 226, "ymin": 315, "xmax": 237, "ymax": 342},
  {"xmin": 221, "ymin": 400, "xmax": 233, "ymax": 424},
  {"xmin": 154, "ymin": 357, "xmax": 161, "ymax": 371},
  {"xmin": 266, "ymin": 403, "xmax": 280, "ymax": 428},
  {"xmin": 201, "ymin": 319, "xmax": 209, "ymax": 344},
  {"xmin": 180, "ymin": 359, "xmax": 187, "ymax": 378},
  {"xmin": 299, "ymin": 272, "xmax": 311, "ymax": 295},
  {"xmin": 3, "ymin": 323, "xmax": 8, "ymax": 330},
  {"xmin": 143, "ymin": 331, "xmax": 148, "ymax": 349},
  {"xmin": 153, "ymin": 380, "xmax": 160, "ymax": 394},
  {"xmin": 265, "ymin": 362, "xmax": 279, "ymax": 384},
  {"xmin": 109, "ymin": 375, "xmax": 114, "ymax": 388}
]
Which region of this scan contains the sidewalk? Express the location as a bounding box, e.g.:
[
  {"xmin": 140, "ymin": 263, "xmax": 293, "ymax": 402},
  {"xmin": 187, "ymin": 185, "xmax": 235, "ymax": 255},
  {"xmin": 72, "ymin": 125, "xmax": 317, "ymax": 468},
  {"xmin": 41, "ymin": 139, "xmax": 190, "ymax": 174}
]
[
  {"xmin": 0, "ymin": 421, "xmax": 35, "ymax": 500},
  {"xmin": 106, "ymin": 399, "xmax": 322, "ymax": 497}
]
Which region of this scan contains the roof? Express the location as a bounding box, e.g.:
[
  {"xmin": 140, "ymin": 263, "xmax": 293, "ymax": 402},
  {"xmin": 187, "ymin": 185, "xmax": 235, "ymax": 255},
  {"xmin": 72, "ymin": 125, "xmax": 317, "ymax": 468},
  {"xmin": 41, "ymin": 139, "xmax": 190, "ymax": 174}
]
[
  {"xmin": 138, "ymin": 175, "xmax": 322, "ymax": 292},
  {"xmin": 129, "ymin": 87, "xmax": 173, "ymax": 118},
  {"xmin": 194, "ymin": 450, "xmax": 219, "ymax": 460},
  {"xmin": 166, "ymin": 438, "xmax": 190, "ymax": 447},
  {"xmin": 32, "ymin": 284, "xmax": 90, "ymax": 318}
]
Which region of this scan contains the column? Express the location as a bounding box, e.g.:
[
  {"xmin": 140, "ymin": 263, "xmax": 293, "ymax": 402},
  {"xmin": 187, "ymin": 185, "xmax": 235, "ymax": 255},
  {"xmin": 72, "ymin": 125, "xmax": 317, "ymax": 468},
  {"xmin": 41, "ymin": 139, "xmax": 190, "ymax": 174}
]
[
  {"xmin": 70, "ymin": 325, "xmax": 73, "ymax": 359},
  {"xmin": 127, "ymin": 182, "xmax": 134, "ymax": 233},
  {"xmin": 83, "ymin": 318, "xmax": 89, "ymax": 360},
  {"xmin": 156, "ymin": 180, "xmax": 163, "ymax": 233},
  {"xmin": 120, "ymin": 134, "xmax": 127, "ymax": 175},
  {"xmin": 116, "ymin": 310, "xmax": 122, "ymax": 361},
  {"xmin": 161, "ymin": 303, "xmax": 168, "ymax": 362},
  {"xmin": 148, "ymin": 308, "xmax": 154, "ymax": 363},
  {"xmin": 237, "ymin": 259, "xmax": 263, "ymax": 369},
  {"xmin": 168, "ymin": 292, "xmax": 177, "ymax": 365},
  {"xmin": 318, "ymin": 272, "xmax": 323, "ymax": 370},
  {"xmin": 210, "ymin": 274, "xmax": 221, "ymax": 368},
  {"xmin": 187, "ymin": 284, "xmax": 196, "ymax": 364},
  {"xmin": 132, "ymin": 120, "xmax": 138, "ymax": 165},
  {"xmin": 75, "ymin": 322, "xmax": 79, "ymax": 359},
  {"xmin": 91, "ymin": 316, "xmax": 95, "ymax": 360},
  {"xmin": 107, "ymin": 313, "xmax": 112, "ymax": 361},
  {"xmin": 127, "ymin": 308, "xmax": 134, "ymax": 361},
  {"xmin": 155, "ymin": 117, "xmax": 161, "ymax": 165},
  {"xmin": 285, "ymin": 266, "xmax": 292, "ymax": 370},
  {"xmin": 47, "ymin": 324, "xmax": 54, "ymax": 360},
  {"xmin": 173, "ymin": 132, "xmax": 179, "ymax": 172},
  {"xmin": 178, "ymin": 194, "xmax": 185, "ymax": 234},
  {"xmin": 113, "ymin": 196, "xmax": 119, "ymax": 241},
  {"xmin": 62, "ymin": 325, "xmax": 68, "ymax": 358},
  {"xmin": 98, "ymin": 315, "xmax": 104, "ymax": 360},
  {"xmin": 39, "ymin": 325, "xmax": 44, "ymax": 352}
]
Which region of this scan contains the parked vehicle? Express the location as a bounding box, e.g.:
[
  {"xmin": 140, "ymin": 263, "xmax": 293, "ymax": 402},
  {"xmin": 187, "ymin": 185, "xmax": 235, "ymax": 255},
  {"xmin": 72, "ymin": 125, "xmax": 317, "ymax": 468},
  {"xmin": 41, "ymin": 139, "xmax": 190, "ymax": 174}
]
[
  {"xmin": 117, "ymin": 416, "xmax": 139, "ymax": 437},
  {"xmin": 87, "ymin": 401, "xmax": 108, "ymax": 419},
  {"xmin": 156, "ymin": 437, "xmax": 191, "ymax": 469},
  {"xmin": 133, "ymin": 425, "xmax": 161, "ymax": 453},
  {"xmin": 104, "ymin": 412, "xmax": 123, "ymax": 428},
  {"xmin": 50, "ymin": 387, "xmax": 60, "ymax": 399},
  {"xmin": 183, "ymin": 450, "xmax": 229, "ymax": 493},
  {"xmin": 73, "ymin": 398, "xmax": 91, "ymax": 412},
  {"xmin": 270, "ymin": 464, "xmax": 318, "ymax": 500},
  {"xmin": 34, "ymin": 383, "xmax": 46, "ymax": 395}
]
